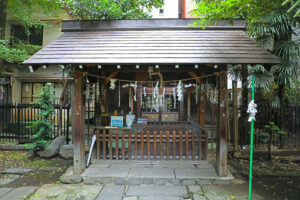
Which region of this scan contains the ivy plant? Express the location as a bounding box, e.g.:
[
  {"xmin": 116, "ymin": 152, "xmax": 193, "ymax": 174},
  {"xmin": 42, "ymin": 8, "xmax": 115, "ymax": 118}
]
[{"xmin": 26, "ymin": 84, "xmax": 56, "ymax": 153}]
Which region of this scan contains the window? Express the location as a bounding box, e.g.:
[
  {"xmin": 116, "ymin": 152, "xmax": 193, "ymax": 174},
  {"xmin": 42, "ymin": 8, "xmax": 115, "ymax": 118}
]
[
  {"xmin": 159, "ymin": 9, "xmax": 164, "ymax": 16},
  {"xmin": 11, "ymin": 25, "xmax": 43, "ymax": 45}
]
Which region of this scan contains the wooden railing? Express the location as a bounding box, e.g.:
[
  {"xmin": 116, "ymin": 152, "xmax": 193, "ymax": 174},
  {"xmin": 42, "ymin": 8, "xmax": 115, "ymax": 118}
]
[{"xmin": 94, "ymin": 128, "xmax": 208, "ymax": 161}]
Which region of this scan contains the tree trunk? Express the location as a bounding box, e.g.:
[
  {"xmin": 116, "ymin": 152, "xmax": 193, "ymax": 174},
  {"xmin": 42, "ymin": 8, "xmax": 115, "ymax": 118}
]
[
  {"xmin": 240, "ymin": 65, "xmax": 249, "ymax": 146},
  {"xmin": 0, "ymin": 0, "xmax": 8, "ymax": 73}
]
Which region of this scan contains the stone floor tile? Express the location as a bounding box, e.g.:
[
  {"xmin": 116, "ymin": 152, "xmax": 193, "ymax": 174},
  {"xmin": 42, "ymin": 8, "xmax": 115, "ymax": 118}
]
[
  {"xmin": 0, "ymin": 188, "xmax": 13, "ymax": 198},
  {"xmin": 126, "ymin": 185, "xmax": 187, "ymax": 196},
  {"xmin": 96, "ymin": 185, "xmax": 125, "ymax": 200},
  {"xmin": 129, "ymin": 168, "xmax": 175, "ymax": 179},
  {"xmin": 2, "ymin": 186, "xmax": 38, "ymax": 200}
]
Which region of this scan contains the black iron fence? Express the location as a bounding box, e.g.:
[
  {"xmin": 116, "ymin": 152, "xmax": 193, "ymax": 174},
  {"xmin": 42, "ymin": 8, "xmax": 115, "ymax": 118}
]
[
  {"xmin": 253, "ymin": 103, "xmax": 300, "ymax": 148},
  {"xmin": 0, "ymin": 103, "xmax": 71, "ymax": 143}
]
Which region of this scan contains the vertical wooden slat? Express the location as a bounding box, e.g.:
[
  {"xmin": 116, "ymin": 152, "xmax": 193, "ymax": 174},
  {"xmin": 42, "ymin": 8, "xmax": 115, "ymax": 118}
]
[
  {"xmin": 115, "ymin": 130, "xmax": 119, "ymax": 160},
  {"xmin": 103, "ymin": 130, "xmax": 106, "ymax": 160},
  {"xmin": 128, "ymin": 131, "xmax": 132, "ymax": 160},
  {"xmin": 109, "ymin": 130, "xmax": 113, "ymax": 160},
  {"xmin": 97, "ymin": 130, "xmax": 100, "ymax": 159},
  {"xmin": 141, "ymin": 131, "xmax": 144, "ymax": 160},
  {"xmin": 160, "ymin": 131, "xmax": 163, "ymax": 160},
  {"xmin": 172, "ymin": 131, "xmax": 176, "ymax": 160},
  {"xmin": 185, "ymin": 130, "xmax": 189, "ymax": 160},
  {"xmin": 122, "ymin": 131, "xmax": 125, "ymax": 160},
  {"xmin": 198, "ymin": 130, "xmax": 202, "ymax": 160},
  {"xmin": 191, "ymin": 131, "xmax": 195, "ymax": 160},
  {"xmin": 134, "ymin": 131, "xmax": 138, "ymax": 160},
  {"xmin": 166, "ymin": 131, "xmax": 170, "ymax": 160},
  {"xmin": 147, "ymin": 131, "xmax": 150, "ymax": 160},
  {"xmin": 153, "ymin": 131, "xmax": 157, "ymax": 160},
  {"xmin": 204, "ymin": 130, "xmax": 208, "ymax": 160},
  {"xmin": 179, "ymin": 130, "xmax": 183, "ymax": 160}
]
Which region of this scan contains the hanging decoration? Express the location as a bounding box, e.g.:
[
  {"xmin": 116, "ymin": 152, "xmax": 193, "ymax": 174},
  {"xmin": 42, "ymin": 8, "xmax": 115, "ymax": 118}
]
[
  {"xmin": 144, "ymin": 86, "xmax": 146, "ymax": 97},
  {"xmin": 153, "ymin": 82, "xmax": 159, "ymax": 99},
  {"xmin": 96, "ymin": 78, "xmax": 100, "ymax": 102},
  {"xmin": 129, "ymin": 87, "xmax": 131, "ymax": 108},
  {"xmin": 133, "ymin": 81, "xmax": 138, "ymax": 102},
  {"xmin": 173, "ymin": 87, "xmax": 176, "ymax": 109},
  {"xmin": 110, "ymin": 79, "xmax": 116, "ymax": 90},
  {"xmin": 247, "ymin": 100, "xmax": 257, "ymax": 122},
  {"xmin": 177, "ymin": 81, "xmax": 183, "ymax": 101}
]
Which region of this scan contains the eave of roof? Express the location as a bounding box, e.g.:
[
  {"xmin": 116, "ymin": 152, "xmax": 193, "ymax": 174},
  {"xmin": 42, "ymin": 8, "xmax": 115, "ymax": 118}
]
[{"xmin": 23, "ymin": 19, "xmax": 281, "ymax": 66}]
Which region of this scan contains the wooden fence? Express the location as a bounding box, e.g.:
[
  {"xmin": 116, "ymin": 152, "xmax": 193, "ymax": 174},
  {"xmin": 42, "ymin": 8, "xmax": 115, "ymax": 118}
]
[
  {"xmin": 0, "ymin": 103, "xmax": 71, "ymax": 143},
  {"xmin": 94, "ymin": 128, "xmax": 208, "ymax": 161}
]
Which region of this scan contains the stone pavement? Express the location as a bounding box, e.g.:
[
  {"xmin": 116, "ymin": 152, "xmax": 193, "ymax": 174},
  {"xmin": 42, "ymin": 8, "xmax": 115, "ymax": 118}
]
[{"xmin": 0, "ymin": 187, "xmax": 38, "ymax": 200}]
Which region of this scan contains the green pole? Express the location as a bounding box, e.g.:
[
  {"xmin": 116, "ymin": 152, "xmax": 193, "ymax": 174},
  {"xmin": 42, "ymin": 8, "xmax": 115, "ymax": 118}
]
[{"xmin": 248, "ymin": 76, "xmax": 255, "ymax": 200}]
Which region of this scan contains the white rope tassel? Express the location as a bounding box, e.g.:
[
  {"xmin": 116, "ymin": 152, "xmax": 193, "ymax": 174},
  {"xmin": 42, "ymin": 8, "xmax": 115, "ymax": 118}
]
[
  {"xmin": 177, "ymin": 81, "xmax": 183, "ymax": 101},
  {"xmin": 110, "ymin": 79, "xmax": 116, "ymax": 90},
  {"xmin": 144, "ymin": 86, "xmax": 146, "ymax": 97},
  {"xmin": 247, "ymin": 100, "xmax": 257, "ymax": 122},
  {"xmin": 173, "ymin": 87, "xmax": 176, "ymax": 109}
]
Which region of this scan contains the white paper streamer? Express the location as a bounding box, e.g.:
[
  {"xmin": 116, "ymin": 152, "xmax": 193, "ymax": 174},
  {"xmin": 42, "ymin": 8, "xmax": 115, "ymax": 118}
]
[
  {"xmin": 177, "ymin": 81, "xmax": 183, "ymax": 101},
  {"xmin": 247, "ymin": 100, "xmax": 257, "ymax": 122},
  {"xmin": 144, "ymin": 87, "xmax": 146, "ymax": 97},
  {"xmin": 133, "ymin": 81, "xmax": 137, "ymax": 102},
  {"xmin": 110, "ymin": 79, "xmax": 116, "ymax": 90},
  {"xmin": 154, "ymin": 82, "xmax": 159, "ymax": 99}
]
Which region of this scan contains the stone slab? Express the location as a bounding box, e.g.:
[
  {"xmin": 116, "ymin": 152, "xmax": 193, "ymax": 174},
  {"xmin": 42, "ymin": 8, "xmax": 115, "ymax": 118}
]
[
  {"xmin": 29, "ymin": 184, "xmax": 102, "ymax": 200},
  {"xmin": 2, "ymin": 187, "xmax": 38, "ymax": 200},
  {"xmin": 175, "ymin": 168, "xmax": 218, "ymax": 179},
  {"xmin": 139, "ymin": 196, "xmax": 183, "ymax": 200},
  {"xmin": 0, "ymin": 188, "xmax": 13, "ymax": 198},
  {"xmin": 82, "ymin": 167, "xmax": 129, "ymax": 178},
  {"xmin": 126, "ymin": 185, "xmax": 187, "ymax": 196},
  {"xmin": 129, "ymin": 168, "xmax": 175, "ymax": 179},
  {"xmin": 96, "ymin": 185, "xmax": 125, "ymax": 200},
  {"xmin": 0, "ymin": 174, "xmax": 20, "ymax": 186},
  {"xmin": 89, "ymin": 164, "xmax": 110, "ymax": 168},
  {"xmin": 2, "ymin": 168, "xmax": 33, "ymax": 175}
]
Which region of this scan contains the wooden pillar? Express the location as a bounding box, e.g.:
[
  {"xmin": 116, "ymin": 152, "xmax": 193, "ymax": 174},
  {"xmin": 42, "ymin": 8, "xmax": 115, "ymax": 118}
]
[
  {"xmin": 130, "ymin": 87, "xmax": 134, "ymax": 114},
  {"xmin": 73, "ymin": 71, "xmax": 85, "ymax": 174},
  {"xmin": 136, "ymin": 85, "xmax": 142, "ymax": 118},
  {"xmin": 187, "ymin": 89, "xmax": 191, "ymax": 121},
  {"xmin": 233, "ymin": 80, "xmax": 239, "ymax": 152},
  {"xmin": 216, "ymin": 71, "xmax": 228, "ymax": 177},
  {"xmin": 200, "ymin": 72, "xmax": 206, "ymax": 128}
]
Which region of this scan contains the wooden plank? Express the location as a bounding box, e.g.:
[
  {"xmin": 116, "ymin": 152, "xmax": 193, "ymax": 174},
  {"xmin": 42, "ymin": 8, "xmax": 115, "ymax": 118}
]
[
  {"xmin": 128, "ymin": 131, "xmax": 132, "ymax": 160},
  {"xmin": 191, "ymin": 131, "xmax": 195, "ymax": 160},
  {"xmin": 141, "ymin": 131, "xmax": 144, "ymax": 160},
  {"xmin": 166, "ymin": 131, "xmax": 170, "ymax": 160},
  {"xmin": 115, "ymin": 131, "xmax": 119, "ymax": 160},
  {"xmin": 109, "ymin": 130, "xmax": 113, "ymax": 160},
  {"xmin": 130, "ymin": 88, "xmax": 134, "ymax": 114},
  {"xmin": 73, "ymin": 71, "xmax": 85, "ymax": 174},
  {"xmin": 33, "ymin": 53, "xmax": 275, "ymax": 59},
  {"xmin": 188, "ymin": 72, "xmax": 201, "ymax": 84},
  {"xmin": 134, "ymin": 132, "xmax": 138, "ymax": 160},
  {"xmin": 216, "ymin": 71, "xmax": 228, "ymax": 176},
  {"xmin": 185, "ymin": 131, "xmax": 189, "ymax": 160},
  {"xmin": 24, "ymin": 58, "xmax": 280, "ymax": 65},
  {"xmin": 153, "ymin": 131, "xmax": 157, "ymax": 160},
  {"xmin": 97, "ymin": 130, "xmax": 100, "ymax": 159},
  {"xmin": 160, "ymin": 131, "xmax": 163, "ymax": 160},
  {"xmin": 122, "ymin": 131, "xmax": 125, "ymax": 160},
  {"xmin": 103, "ymin": 130, "xmax": 106, "ymax": 160},
  {"xmin": 179, "ymin": 130, "xmax": 183, "ymax": 160},
  {"xmin": 172, "ymin": 131, "xmax": 176, "ymax": 160},
  {"xmin": 147, "ymin": 131, "xmax": 150, "ymax": 160},
  {"xmin": 198, "ymin": 130, "xmax": 202, "ymax": 160},
  {"xmin": 204, "ymin": 130, "xmax": 208, "ymax": 160}
]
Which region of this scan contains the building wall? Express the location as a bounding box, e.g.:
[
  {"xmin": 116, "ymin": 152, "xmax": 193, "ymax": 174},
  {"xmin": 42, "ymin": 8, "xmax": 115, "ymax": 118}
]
[
  {"xmin": 185, "ymin": 0, "xmax": 197, "ymax": 18},
  {"xmin": 151, "ymin": 0, "xmax": 179, "ymax": 18}
]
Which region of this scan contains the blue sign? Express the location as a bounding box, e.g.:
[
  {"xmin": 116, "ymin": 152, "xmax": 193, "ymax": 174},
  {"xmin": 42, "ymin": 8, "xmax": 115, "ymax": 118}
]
[{"xmin": 111, "ymin": 116, "xmax": 123, "ymax": 127}]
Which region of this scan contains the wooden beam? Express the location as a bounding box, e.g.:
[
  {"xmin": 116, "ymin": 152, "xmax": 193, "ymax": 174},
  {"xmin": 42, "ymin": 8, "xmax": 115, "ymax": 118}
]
[
  {"xmin": 104, "ymin": 71, "xmax": 118, "ymax": 84},
  {"xmin": 188, "ymin": 72, "xmax": 201, "ymax": 84},
  {"xmin": 233, "ymin": 80, "xmax": 239, "ymax": 152},
  {"xmin": 73, "ymin": 71, "xmax": 85, "ymax": 174},
  {"xmin": 216, "ymin": 71, "xmax": 228, "ymax": 177}
]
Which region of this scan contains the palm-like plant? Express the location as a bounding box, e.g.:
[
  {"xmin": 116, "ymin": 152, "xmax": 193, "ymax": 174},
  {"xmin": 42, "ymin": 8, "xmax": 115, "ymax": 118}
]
[{"xmin": 282, "ymin": 0, "xmax": 300, "ymax": 17}]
